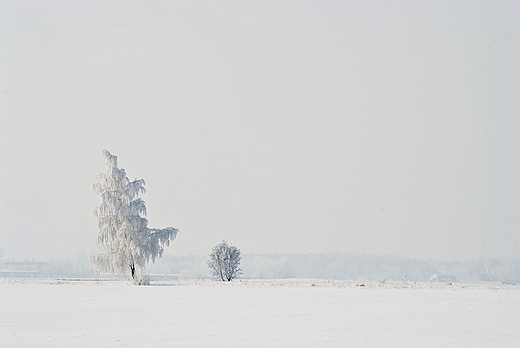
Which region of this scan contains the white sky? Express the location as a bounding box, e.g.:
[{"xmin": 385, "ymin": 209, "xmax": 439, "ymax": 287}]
[{"xmin": 1, "ymin": 0, "xmax": 519, "ymax": 261}]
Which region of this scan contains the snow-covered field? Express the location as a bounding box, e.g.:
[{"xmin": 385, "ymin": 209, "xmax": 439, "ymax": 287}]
[{"xmin": 1, "ymin": 278, "xmax": 519, "ymax": 347}]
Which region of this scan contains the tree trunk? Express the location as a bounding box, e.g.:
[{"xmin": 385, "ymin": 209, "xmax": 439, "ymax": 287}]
[{"xmin": 130, "ymin": 263, "xmax": 136, "ymax": 280}]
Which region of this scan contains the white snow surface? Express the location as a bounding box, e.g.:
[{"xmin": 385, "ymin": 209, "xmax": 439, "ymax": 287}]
[{"xmin": 1, "ymin": 278, "xmax": 519, "ymax": 347}]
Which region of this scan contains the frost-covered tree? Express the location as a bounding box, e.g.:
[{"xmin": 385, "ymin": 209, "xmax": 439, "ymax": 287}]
[
  {"xmin": 207, "ymin": 241, "xmax": 242, "ymax": 281},
  {"xmin": 92, "ymin": 150, "xmax": 179, "ymax": 284}
]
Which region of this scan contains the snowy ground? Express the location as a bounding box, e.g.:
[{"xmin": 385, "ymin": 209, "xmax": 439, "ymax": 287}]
[{"xmin": 1, "ymin": 278, "xmax": 519, "ymax": 347}]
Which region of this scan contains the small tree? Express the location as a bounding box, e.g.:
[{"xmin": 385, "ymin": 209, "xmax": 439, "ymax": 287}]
[
  {"xmin": 207, "ymin": 241, "xmax": 242, "ymax": 281},
  {"xmin": 92, "ymin": 150, "xmax": 179, "ymax": 284}
]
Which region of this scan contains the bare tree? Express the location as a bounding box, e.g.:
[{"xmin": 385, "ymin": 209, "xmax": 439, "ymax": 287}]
[{"xmin": 207, "ymin": 241, "xmax": 242, "ymax": 281}]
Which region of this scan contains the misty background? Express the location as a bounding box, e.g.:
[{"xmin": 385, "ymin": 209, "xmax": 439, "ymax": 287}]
[{"xmin": 1, "ymin": 1, "xmax": 519, "ymax": 274}]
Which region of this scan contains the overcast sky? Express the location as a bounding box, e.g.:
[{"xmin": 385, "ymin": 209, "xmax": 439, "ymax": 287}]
[{"xmin": 1, "ymin": 0, "xmax": 519, "ymax": 261}]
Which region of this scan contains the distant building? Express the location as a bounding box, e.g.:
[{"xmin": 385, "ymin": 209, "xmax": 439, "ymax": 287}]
[
  {"xmin": 0, "ymin": 261, "xmax": 49, "ymax": 277},
  {"xmin": 429, "ymin": 274, "xmax": 456, "ymax": 283}
]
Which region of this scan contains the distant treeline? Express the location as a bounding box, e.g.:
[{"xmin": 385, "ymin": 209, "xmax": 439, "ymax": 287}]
[
  {"xmin": 2, "ymin": 253, "xmax": 519, "ymax": 283},
  {"xmin": 148, "ymin": 253, "xmax": 520, "ymax": 283}
]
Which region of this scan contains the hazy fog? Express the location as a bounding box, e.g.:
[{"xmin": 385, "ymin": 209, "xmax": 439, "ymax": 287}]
[{"xmin": 1, "ymin": 0, "xmax": 519, "ymax": 261}]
